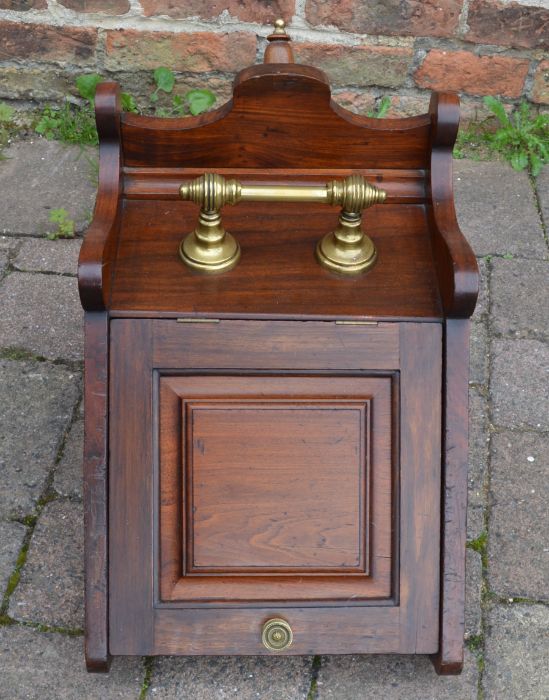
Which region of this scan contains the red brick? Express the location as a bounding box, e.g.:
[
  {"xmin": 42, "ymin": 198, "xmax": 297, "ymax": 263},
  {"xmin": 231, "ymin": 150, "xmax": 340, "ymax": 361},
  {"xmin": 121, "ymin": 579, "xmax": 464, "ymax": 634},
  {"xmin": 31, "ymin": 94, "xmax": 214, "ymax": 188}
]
[
  {"xmin": 332, "ymin": 90, "xmax": 377, "ymax": 115},
  {"xmin": 0, "ymin": 0, "xmax": 46, "ymax": 8},
  {"xmin": 305, "ymin": 0, "xmax": 463, "ymax": 38},
  {"xmin": 139, "ymin": 0, "xmax": 294, "ymax": 23},
  {"xmin": 295, "ymin": 43, "xmax": 413, "ymax": 88},
  {"xmin": 59, "ymin": 0, "xmax": 130, "ymax": 13},
  {"xmin": 532, "ymin": 60, "xmax": 549, "ymax": 105},
  {"xmin": 104, "ymin": 30, "xmax": 256, "ymax": 73},
  {"xmin": 414, "ymin": 50, "xmax": 529, "ymax": 98},
  {"xmin": 0, "ymin": 21, "xmax": 98, "ymax": 64},
  {"xmin": 466, "ymin": 0, "xmax": 549, "ymax": 51}
]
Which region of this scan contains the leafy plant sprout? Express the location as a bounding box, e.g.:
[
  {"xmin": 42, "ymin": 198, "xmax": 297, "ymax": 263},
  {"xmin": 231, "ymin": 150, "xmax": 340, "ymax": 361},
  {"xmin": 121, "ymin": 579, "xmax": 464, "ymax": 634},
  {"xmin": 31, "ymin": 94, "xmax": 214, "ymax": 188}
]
[
  {"xmin": 47, "ymin": 208, "xmax": 75, "ymax": 240},
  {"xmin": 483, "ymin": 96, "xmax": 548, "ymax": 177},
  {"xmin": 35, "ymin": 70, "xmax": 217, "ymax": 145}
]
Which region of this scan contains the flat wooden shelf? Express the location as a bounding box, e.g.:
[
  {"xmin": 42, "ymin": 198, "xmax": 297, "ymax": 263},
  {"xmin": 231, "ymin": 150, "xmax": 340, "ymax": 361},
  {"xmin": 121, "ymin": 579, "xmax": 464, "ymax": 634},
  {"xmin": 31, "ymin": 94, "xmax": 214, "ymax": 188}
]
[{"xmin": 109, "ymin": 200, "xmax": 442, "ymax": 320}]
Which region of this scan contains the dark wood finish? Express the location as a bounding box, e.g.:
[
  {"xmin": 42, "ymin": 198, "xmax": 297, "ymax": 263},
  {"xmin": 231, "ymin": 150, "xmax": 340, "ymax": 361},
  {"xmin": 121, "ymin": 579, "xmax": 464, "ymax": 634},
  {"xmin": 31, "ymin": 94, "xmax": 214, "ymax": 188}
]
[
  {"xmin": 78, "ymin": 84, "xmax": 123, "ymax": 312},
  {"xmin": 264, "ymin": 26, "xmax": 294, "ymax": 64},
  {"xmin": 432, "ymin": 319, "xmax": 471, "ymax": 674},
  {"xmin": 80, "ymin": 38, "xmax": 479, "ymax": 673},
  {"xmin": 152, "ymin": 320, "xmax": 399, "ymax": 369},
  {"xmin": 398, "ymin": 323, "xmax": 442, "ymax": 652},
  {"xmin": 109, "ymin": 319, "xmax": 441, "ymax": 656},
  {"xmin": 120, "ymin": 65, "xmax": 432, "ymax": 170},
  {"xmin": 429, "ymin": 93, "xmax": 478, "ymax": 318},
  {"xmin": 110, "ymin": 201, "xmax": 442, "ymax": 320},
  {"xmin": 83, "ymin": 312, "xmax": 111, "ymax": 672},
  {"xmin": 158, "ymin": 375, "xmax": 393, "ymax": 602},
  {"xmin": 109, "ymin": 319, "xmax": 154, "ymax": 654}
]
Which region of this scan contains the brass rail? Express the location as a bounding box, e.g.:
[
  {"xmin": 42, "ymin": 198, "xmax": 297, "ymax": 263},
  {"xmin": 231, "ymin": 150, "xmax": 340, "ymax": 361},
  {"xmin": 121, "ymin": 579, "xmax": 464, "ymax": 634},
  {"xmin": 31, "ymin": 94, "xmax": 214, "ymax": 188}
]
[{"xmin": 178, "ymin": 173, "xmax": 386, "ymax": 274}]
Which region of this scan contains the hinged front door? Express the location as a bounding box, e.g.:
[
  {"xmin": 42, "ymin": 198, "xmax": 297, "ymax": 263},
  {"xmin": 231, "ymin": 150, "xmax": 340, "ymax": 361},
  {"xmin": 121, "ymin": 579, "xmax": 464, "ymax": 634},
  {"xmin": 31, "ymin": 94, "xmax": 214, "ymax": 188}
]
[{"xmin": 109, "ymin": 320, "xmax": 441, "ymax": 656}]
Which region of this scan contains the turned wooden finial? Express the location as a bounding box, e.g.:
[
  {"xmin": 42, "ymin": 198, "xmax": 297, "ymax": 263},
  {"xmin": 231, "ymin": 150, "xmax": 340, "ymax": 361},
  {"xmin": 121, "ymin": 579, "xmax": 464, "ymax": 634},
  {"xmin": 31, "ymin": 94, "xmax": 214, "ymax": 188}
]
[{"xmin": 264, "ymin": 18, "xmax": 294, "ymax": 63}]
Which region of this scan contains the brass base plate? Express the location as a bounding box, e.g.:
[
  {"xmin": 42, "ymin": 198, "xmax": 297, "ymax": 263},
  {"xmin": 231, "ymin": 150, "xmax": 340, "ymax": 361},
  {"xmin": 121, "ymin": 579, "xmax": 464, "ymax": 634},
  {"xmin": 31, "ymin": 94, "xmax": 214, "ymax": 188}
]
[
  {"xmin": 179, "ymin": 232, "xmax": 241, "ymax": 274},
  {"xmin": 315, "ymin": 233, "xmax": 377, "ymax": 275}
]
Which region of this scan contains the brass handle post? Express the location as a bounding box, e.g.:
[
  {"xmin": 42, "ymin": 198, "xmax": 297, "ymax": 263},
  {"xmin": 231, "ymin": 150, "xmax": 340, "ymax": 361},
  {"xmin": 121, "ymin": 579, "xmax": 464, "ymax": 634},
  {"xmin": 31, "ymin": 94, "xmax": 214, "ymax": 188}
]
[{"xmin": 179, "ymin": 173, "xmax": 386, "ymax": 274}]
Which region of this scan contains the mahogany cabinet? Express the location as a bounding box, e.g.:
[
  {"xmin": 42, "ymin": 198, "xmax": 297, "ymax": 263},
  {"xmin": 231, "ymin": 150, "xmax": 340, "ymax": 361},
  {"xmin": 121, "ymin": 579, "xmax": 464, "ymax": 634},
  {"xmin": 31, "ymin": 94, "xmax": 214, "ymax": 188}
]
[{"xmin": 79, "ymin": 23, "xmax": 478, "ymax": 675}]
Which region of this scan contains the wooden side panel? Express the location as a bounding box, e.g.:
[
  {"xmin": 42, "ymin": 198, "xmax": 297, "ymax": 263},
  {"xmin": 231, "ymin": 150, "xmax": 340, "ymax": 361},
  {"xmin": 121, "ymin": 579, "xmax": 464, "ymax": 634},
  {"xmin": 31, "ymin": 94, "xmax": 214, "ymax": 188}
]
[
  {"xmin": 428, "ymin": 93, "xmax": 478, "ymax": 319},
  {"xmin": 399, "ymin": 323, "xmax": 442, "ymax": 653},
  {"xmin": 83, "ymin": 312, "xmax": 110, "ymax": 672},
  {"xmin": 78, "ymin": 83, "xmax": 123, "ymax": 312},
  {"xmin": 109, "ymin": 320, "xmax": 154, "ymax": 654},
  {"xmin": 432, "ymin": 319, "xmax": 470, "ymax": 674}
]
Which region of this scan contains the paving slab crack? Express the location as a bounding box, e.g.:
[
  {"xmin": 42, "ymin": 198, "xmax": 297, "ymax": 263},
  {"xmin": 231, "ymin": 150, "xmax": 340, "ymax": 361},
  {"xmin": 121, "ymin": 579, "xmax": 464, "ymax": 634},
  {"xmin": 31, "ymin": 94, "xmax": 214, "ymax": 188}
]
[
  {"xmin": 306, "ymin": 655, "xmax": 321, "ymax": 700},
  {"xmin": 0, "ymin": 379, "xmax": 82, "ymax": 627}
]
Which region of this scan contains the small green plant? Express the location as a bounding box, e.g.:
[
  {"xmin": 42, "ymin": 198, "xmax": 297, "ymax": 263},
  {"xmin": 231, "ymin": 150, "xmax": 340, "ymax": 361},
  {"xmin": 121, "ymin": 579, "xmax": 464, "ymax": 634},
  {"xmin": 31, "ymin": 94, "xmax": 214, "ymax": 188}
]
[
  {"xmin": 47, "ymin": 208, "xmax": 75, "ymax": 240},
  {"xmin": 483, "ymin": 96, "xmax": 548, "ymax": 177},
  {"xmin": 0, "ymin": 101, "xmax": 16, "ymax": 160},
  {"xmin": 150, "ymin": 67, "xmax": 216, "ymax": 117},
  {"xmin": 35, "ymin": 73, "xmax": 138, "ymax": 144},
  {"xmin": 367, "ymin": 95, "xmax": 391, "ymax": 119}
]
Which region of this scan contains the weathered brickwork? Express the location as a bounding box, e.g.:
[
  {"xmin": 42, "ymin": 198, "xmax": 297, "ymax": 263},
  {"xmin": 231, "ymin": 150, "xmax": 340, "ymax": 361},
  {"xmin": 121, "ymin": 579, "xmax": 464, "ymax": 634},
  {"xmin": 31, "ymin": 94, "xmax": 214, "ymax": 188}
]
[
  {"xmin": 414, "ymin": 50, "xmax": 530, "ymax": 99},
  {"xmin": 0, "ymin": 0, "xmax": 547, "ymax": 116}
]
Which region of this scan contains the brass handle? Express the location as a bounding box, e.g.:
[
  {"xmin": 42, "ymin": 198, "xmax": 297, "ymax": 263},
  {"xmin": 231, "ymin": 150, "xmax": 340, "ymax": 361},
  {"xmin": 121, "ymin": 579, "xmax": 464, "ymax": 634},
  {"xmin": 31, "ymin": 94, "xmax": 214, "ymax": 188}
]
[
  {"xmin": 178, "ymin": 173, "xmax": 386, "ymax": 275},
  {"xmin": 262, "ymin": 618, "xmax": 293, "ymax": 651}
]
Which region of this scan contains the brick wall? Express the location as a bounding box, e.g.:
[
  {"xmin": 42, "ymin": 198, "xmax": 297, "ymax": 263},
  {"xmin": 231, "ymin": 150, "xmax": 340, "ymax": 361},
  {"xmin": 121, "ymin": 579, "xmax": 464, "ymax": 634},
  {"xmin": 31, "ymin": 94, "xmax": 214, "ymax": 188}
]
[{"xmin": 0, "ymin": 0, "xmax": 547, "ymax": 120}]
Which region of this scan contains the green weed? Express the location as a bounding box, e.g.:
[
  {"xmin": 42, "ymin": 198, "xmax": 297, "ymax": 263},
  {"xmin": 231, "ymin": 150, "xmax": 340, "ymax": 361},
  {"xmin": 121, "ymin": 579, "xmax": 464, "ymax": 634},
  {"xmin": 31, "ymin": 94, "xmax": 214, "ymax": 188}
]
[
  {"xmin": 35, "ymin": 70, "xmax": 216, "ymax": 145},
  {"xmin": 367, "ymin": 95, "xmax": 391, "ymax": 119},
  {"xmin": 150, "ymin": 67, "xmax": 216, "ymax": 117},
  {"xmin": 482, "ymin": 97, "xmax": 548, "ymax": 176},
  {"xmin": 0, "ymin": 101, "xmax": 16, "ymax": 159},
  {"xmin": 47, "ymin": 208, "xmax": 75, "ymax": 240}
]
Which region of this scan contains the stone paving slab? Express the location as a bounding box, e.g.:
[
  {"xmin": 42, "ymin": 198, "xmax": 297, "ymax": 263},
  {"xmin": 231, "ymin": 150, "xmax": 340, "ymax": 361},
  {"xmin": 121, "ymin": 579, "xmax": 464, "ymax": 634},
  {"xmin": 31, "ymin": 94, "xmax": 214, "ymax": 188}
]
[
  {"xmin": 470, "ymin": 322, "xmax": 489, "ymax": 386},
  {"xmin": 9, "ymin": 501, "xmax": 83, "ymax": 629},
  {"xmin": 468, "ymin": 387, "xmax": 489, "ymax": 510},
  {"xmin": 488, "ymin": 432, "xmax": 549, "ymax": 602},
  {"xmin": 0, "ymin": 251, "xmax": 8, "ymax": 277},
  {"xmin": 315, "ymin": 650, "xmax": 478, "ymax": 699},
  {"xmin": 491, "ymin": 258, "xmax": 549, "ymax": 340},
  {"xmin": 13, "ymin": 238, "xmax": 82, "ymax": 276},
  {"xmin": 0, "ymin": 140, "xmax": 97, "ymax": 237},
  {"xmin": 0, "ymin": 625, "xmax": 143, "ymax": 700},
  {"xmin": 148, "ymin": 656, "xmax": 313, "ymax": 699},
  {"xmin": 483, "ymin": 604, "xmax": 549, "ymax": 699},
  {"xmin": 465, "ymin": 548, "xmax": 482, "ymax": 640},
  {"xmin": 491, "ymin": 339, "xmax": 549, "ymax": 430},
  {"xmin": 0, "ymin": 520, "xmax": 26, "ymax": 598},
  {"xmin": 0, "ymin": 235, "xmax": 21, "ymax": 254},
  {"xmin": 0, "ymin": 360, "xmax": 80, "ymax": 519},
  {"xmin": 54, "ymin": 419, "xmax": 83, "ymax": 500},
  {"xmin": 535, "ymin": 166, "xmax": 549, "ymax": 232},
  {"xmin": 0, "ymin": 272, "xmax": 83, "ymax": 362},
  {"xmin": 454, "ymin": 160, "xmax": 547, "ymax": 259},
  {"xmin": 471, "ymin": 257, "xmax": 489, "ymax": 324},
  {"xmin": 467, "ymin": 504, "xmax": 485, "ymax": 542}
]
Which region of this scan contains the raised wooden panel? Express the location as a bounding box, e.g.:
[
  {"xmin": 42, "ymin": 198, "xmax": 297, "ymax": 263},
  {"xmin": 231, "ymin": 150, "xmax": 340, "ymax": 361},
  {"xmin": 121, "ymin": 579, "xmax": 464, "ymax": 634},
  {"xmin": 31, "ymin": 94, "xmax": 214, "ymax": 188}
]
[
  {"xmin": 187, "ymin": 401, "xmax": 368, "ymax": 573},
  {"xmin": 158, "ymin": 375, "xmax": 394, "ymax": 603}
]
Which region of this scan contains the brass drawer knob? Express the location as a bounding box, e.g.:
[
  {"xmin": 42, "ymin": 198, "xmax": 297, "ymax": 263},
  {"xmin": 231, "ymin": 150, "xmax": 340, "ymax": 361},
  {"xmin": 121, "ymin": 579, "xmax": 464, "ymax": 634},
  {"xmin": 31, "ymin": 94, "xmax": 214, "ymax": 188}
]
[{"xmin": 262, "ymin": 618, "xmax": 293, "ymax": 651}]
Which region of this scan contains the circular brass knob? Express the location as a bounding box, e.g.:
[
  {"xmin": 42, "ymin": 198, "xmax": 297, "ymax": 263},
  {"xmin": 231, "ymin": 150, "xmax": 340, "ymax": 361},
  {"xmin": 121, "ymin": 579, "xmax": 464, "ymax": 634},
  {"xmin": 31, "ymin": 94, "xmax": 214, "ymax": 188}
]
[{"xmin": 262, "ymin": 618, "xmax": 293, "ymax": 651}]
